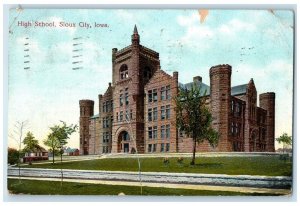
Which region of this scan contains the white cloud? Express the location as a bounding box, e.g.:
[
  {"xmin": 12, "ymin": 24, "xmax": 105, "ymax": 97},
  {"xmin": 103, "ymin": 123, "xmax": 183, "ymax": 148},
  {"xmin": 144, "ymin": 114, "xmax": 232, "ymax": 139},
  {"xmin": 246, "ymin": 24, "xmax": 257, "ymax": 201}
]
[
  {"xmin": 218, "ymin": 19, "xmax": 256, "ymax": 36},
  {"xmin": 177, "ymin": 13, "xmax": 199, "ymax": 27}
]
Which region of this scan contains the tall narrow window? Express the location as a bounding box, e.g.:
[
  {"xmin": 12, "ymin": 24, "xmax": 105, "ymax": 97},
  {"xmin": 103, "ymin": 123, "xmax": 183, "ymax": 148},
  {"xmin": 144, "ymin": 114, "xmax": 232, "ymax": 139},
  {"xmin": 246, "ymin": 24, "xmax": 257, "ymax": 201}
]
[
  {"xmin": 148, "ymin": 108, "xmax": 152, "ymax": 121},
  {"xmin": 166, "ymin": 143, "xmax": 170, "ymax": 152},
  {"xmin": 153, "ymin": 144, "xmax": 157, "ymax": 152},
  {"xmin": 166, "ymin": 124, "xmax": 170, "ymax": 139},
  {"xmin": 161, "ymin": 125, "xmax": 165, "ymax": 139},
  {"xmin": 120, "ymin": 111, "xmax": 123, "ymax": 121},
  {"xmin": 161, "ymin": 143, "xmax": 165, "ymax": 152},
  {"xmin": 148, "ymin": 90, "xmax": 152, "ymax": 102},
  {"xmin": 153, "ymin": 89, "xmax": 158, "ymax": 102},
  {"xmin": 161, "ymin": 106, "xmax": 165, "ymax": 120},
  {"xmin": 166, "ymin": 105, "xmax": 170, "ymax": 119},
  {"xmin": 153, "ymin": 107, "xmax": 157, "ymax": 121},
  {"xmin": 153, "ymin": 126, "xmax": 158, "ymax": 139},
  {"xmin": 148, "ymin": 127, "xmax": 153, "ymax": 139},
  {"xmin": 161, "ymin": 87, "xmax": 166, "ymax": 100},
  {"xmin": 148, "ymin": 144, "xmax": 152, "ymax": 153},
  {"xmin": 119, "ymin": 90, "xmax": 123, "ymax": 106},
  {"xmin": 103, "ymin": 102, "xmax": 106, "ymax": 112},
  {"xmin": 125, "ymin": 88, "xmax": 129, "ymax": 105},
  {"xmin": 166, "ymin": 85, "xmax": 171, "ymax": 100}
]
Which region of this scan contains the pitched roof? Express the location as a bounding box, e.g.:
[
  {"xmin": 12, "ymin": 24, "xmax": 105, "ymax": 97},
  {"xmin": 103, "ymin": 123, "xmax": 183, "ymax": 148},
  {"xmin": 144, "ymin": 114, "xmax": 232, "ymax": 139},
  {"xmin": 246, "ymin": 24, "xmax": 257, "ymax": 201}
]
[
  {"xmin": 231, "ymin": 84, "xmax": 247, "ymax": 96},
  {"xmin": 179, "ymin": 81, "xmax": 210, "ymax": 96},
  {"xmin": 179, "ymin": 82, "xmax": 248, "ymax": 97},
  {"xmin": 90, "ymin": 114, "xmax": 99, "ymax": 119}
]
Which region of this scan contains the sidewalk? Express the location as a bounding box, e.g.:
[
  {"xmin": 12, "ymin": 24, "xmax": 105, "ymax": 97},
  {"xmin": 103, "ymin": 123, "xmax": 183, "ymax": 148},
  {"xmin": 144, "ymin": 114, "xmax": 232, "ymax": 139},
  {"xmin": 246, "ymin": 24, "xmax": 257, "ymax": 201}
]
[{"xmin": 8, "ymin": 176, "xmax": 291, "ymax": 195}]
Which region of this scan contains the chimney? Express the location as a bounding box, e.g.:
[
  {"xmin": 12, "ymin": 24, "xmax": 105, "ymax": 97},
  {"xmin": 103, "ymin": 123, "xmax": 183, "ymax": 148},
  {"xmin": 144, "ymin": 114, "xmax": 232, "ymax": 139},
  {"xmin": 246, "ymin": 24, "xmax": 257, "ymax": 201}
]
[
  {"xmin": 173, "ymin": 71, "xmax": 178, "ymax": 80},
  {"xmin": 193, "ymin": 76, "xmax": 202, "ymax": 82}
]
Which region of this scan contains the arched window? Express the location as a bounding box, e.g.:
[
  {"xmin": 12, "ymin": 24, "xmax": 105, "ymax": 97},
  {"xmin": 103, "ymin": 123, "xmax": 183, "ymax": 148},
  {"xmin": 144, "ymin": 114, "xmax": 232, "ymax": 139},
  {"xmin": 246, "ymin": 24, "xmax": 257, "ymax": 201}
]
[
  {"xmin": 120, "ymin": 64, "xmax": 129, "ymax": 80},
  {"xmin": 144, "ymin": 66, "xmax": 152, "ymax": 80}
]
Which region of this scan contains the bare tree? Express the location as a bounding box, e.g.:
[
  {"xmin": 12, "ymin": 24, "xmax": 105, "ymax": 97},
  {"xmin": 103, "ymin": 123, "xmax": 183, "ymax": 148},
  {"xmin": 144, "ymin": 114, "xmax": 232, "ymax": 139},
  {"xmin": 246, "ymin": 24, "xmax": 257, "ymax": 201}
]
[{"xmin": 9, "ymin": 120, "xmax": 29, "ymax": 183}]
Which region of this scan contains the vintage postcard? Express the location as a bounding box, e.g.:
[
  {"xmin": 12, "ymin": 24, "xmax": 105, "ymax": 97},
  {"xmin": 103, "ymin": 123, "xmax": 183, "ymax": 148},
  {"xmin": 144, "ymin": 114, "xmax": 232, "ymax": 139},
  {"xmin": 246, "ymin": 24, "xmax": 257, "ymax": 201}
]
[{"xmin": 6, "ymin": 8, "xmax": 294, "ymax": 197}]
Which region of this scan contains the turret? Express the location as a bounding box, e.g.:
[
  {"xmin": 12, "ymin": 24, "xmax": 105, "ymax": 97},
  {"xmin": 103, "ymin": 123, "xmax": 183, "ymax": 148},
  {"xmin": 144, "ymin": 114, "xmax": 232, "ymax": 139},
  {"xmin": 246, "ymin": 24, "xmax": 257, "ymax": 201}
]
[
  {"xmin": 210, "ymin": 64, "xmax": 232, "ymax": 151},
  {"xmin": 259, "ymin": 92, "xmax": 275, "ymax": 152},
  {"xmin": 79, "ymin": 100, "xmax": 94, "ymax": 155}
]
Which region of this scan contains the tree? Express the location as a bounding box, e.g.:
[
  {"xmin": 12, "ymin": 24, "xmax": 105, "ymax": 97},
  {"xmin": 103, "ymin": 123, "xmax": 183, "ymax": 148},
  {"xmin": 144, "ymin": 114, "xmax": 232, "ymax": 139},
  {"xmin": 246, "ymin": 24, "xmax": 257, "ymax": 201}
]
[
  {"xmin": 174, "ymin": 83, "xmax": 219, "ymax": 165},
  {"xmin": 276, "ymin": 133, "xmax": 292, "ymax": 153},
  {"xmin": 8, "ymin": 148, "xmax": 20, "ymax": 165},
  {"xmin": 44, "ymin": 121, "xmax": 78, "ymax": 164},
  {"xmin": 44, "ymin": 133, "xmax": 61, "ymax": 164},
  {"xmin": 8, "ymin": 120, "xmax": 29, "ymax": 182},
  {"xmin": 23, "ymin": 132, "xmax": 40, "ymax": 165}
]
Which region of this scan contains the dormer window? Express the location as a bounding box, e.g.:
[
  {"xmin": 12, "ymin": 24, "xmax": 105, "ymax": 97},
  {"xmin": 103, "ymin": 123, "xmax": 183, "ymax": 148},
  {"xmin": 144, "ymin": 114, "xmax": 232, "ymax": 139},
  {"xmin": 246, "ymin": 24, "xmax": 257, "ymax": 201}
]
[{"xmin": 120, "ymin": 64, "xmax": 129, "ymax": 80}]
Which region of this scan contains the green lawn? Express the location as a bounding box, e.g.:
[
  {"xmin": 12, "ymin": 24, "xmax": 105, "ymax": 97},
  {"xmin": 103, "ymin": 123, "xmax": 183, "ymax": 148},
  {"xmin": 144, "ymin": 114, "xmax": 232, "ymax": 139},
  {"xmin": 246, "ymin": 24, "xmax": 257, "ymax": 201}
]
[
  {"xmin": 7, "ymin": 179, "xmax": 279, "ymax": 196},
  {"xmin": 21, "ymin": 156, "xmax": 292, "ymax": 176}
]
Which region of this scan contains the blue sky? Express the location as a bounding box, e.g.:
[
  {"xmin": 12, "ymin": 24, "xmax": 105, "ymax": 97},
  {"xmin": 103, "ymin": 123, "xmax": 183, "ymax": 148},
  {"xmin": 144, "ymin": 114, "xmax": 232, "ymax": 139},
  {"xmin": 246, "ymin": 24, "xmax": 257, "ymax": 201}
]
[{"xmin": 8, "ymin": 9, "xmax": 294, "ymax": 149}]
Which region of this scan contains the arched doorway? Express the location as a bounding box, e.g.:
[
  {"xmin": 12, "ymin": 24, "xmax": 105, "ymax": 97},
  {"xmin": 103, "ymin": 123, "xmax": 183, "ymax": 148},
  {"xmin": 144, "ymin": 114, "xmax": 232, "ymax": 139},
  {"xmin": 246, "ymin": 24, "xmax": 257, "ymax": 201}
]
[{"xmin": 118, "ymin": 131, "xmax": 130, "ymax": 153}]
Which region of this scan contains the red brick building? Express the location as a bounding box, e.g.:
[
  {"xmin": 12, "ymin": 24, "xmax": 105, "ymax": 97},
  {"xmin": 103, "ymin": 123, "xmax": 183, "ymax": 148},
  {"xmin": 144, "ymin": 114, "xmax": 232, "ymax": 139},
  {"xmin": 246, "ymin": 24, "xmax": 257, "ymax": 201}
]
[{"xmin": 79, "ymin": 26, "xmax": 275, "ymax": 155}]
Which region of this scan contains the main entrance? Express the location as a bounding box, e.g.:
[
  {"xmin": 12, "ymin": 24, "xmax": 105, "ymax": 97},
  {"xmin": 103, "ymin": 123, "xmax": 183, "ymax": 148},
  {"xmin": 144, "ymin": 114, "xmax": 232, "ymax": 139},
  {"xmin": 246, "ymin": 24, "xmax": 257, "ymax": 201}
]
[{"xmin": 118, "ymin": 131, "xmax": 130, "ymax": 153}]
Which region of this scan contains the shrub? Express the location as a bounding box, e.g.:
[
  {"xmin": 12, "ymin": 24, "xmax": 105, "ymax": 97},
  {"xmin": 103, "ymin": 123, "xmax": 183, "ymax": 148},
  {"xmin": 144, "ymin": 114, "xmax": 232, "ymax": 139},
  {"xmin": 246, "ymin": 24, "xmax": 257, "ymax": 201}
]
[
  {"xmin": 8, "ymin": 148, "xmax": 19, "ymax": 165},
  {"xmin": 163, "ymin": 157, "xmax": 169, "ymax": 165},
  {"xmin": 177, "ymin": 157, "xmax": 184, "ymax": 164}
]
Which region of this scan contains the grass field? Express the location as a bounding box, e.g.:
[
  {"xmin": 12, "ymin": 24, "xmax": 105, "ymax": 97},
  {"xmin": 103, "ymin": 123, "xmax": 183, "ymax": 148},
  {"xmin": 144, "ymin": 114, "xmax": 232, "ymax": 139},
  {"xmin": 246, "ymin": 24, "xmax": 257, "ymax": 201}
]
[
  {"xmin": 7, "ymin": 179, "xmax": 279, "ymax": 196},
  {"xmin": 21, "ymin": 156, "xmax": 292, "ymax": 176}
]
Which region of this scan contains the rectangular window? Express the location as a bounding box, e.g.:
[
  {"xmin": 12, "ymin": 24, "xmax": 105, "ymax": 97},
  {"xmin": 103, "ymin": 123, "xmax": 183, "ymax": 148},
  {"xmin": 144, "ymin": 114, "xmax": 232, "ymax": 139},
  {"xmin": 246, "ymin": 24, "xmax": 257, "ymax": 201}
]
[
  {"xmin": 161, "ymin": 143, "xmax": 164, "ymax": 152},
  {"xmin": 106, "ymin": 101, "xmax": 109, "ymax": 112},
  {"xmin": 161, "ymin": 106, "xmax": 165, "ymax": 120},
  {"xmin": 153, "ymin": 89, "xmax": 158, "ymax": 102},
  {"xmin": 148, "ymin": 144, "xmax": 152, "ymax": 153},
  {"xmin": 161, "ymin": 87, "xmax": 166, "ymax": 100},
  {"xmin": 166, "ymin": 85, "xmax": 171, "ymax": 100},
  {"xmin": 120, "ymin": 94, "xmax": 123, "ymax": 106},
  {"xmin": 120, "ymin": 111, "xmax": 123, "ymax": 121},
  {"xmin": 148, "ymin": 108, "xmax": 152, "ymax": 121},
  {"xmin": 125, "ymin": 90, "xmax": 129, "ymax": 105},
  {"xmin": 111, "ymin": 116, "xmax": 113, "ymax": 125},
  {"xmin": 148, "ymin": 90, "xmax": 153, "ymax": 102},
  {"xmin": 130, "ymin": 110, "xmax": 133, "ymax": 120},
  {"xmin": 166, "ymin": 124, "xmax": 170, "ymax": 139},
  {"xmin": 153, "ymin": 107, "xmax": 157, "ymax": 121},
  {"xmin": 166, "ymin": 143, "xmax": 170, "ymax": 152},
  {"xmin": 111, "ymin": 100, "xmax": 113, "ymax": 111},
  {"xmin": 148, "ymin": 127, "xmax": 153, "ymax": 139},
  {"xmin": 125, "ymin": 110, "xmax": 129, "ymax": 121},
  {"xmin": 166, "ymin": 105, "xmax": 170, "ymax": 119},
  {"xmin": 102, "ymin": 118, "xmax": 106, "ymax": 128},
  {"xmin": 116, "ymin": 112, "xmax": 119, "ymax": 122},
  {"xmin": 161, "ymin": 125, "xmax": 165, "ymax": 139},
  {"xmin": 103, "ymin": 102, "xmax": 106, "ymax": 113},
  {"xmin": 231, "ymin": 122, "xmax": 234, "ymax": 135},
  {"xmin": 106, "ymin": 116, "xmax": 109, "ymax": 128},
  {"xmin": 153, "ymin": 126, "xmax": 157, "ymax": 139},
  {"xmin": 102, "ymin": 132, "xmax": 107, "ymax": 143},
  {"xmin": 153, "ymin": 144, "xmax": 157, "ymax": 152}
]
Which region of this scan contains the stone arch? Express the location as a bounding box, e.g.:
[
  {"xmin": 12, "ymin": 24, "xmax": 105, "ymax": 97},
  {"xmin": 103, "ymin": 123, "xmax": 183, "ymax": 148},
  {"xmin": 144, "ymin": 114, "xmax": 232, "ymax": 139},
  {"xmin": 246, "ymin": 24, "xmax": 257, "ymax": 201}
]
[
  {"xmin": 120, "ymin": 64, "xmax": 128, "ymax": 79},
  {"xmin": 115, "ymin": 126, "xmax": 131, "ymax": 153}
]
